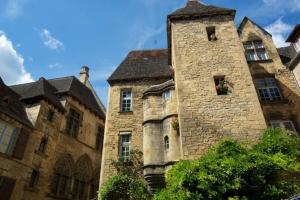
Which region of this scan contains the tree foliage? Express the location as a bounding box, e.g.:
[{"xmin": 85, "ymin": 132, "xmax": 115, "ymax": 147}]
[
  {"xmin": 154, "ymin": 128, "xmax": 300, "ymax": 200},
  {"xmin": 99, "ymin": 149, "xmax": 150, "ymax": 200}
]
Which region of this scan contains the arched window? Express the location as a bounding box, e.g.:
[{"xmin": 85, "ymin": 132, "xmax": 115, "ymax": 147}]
[
  {"xmin": 73, "ymin": 154, "xmax": 93, "ymax": 200},
  {"xmin": 164, "ymin": 136, "xmax": 169, "ymax": 151},
  {"xmin": 51, "ymin": 154, "xmax": 74, "ymax": 198},
  {"xmin": 89, "ymin": 168, "xmax": 100, "ymax": 200}
]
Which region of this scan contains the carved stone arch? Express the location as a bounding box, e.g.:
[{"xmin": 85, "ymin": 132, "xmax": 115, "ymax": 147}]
[
  {"xmin": 74, "ymin": 154, "xmax": 93, "ymax": 181},
  {"xmin": 53, "ymin": 153, "xmax": 75, "ymax": 176},
  {"xmin": 50, "ymin": 153, "xmax": 75, "ymax": 197}
]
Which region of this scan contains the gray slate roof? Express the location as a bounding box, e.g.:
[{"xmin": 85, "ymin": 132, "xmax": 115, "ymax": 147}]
[
  {"xmin": 168, "ymin": 0, "xmax": 236, "ymax": 20},
  {"xmin": 0, "ymin": 78, "xmax": 33, "ymax": 127},
  {"xmin": 108, "ymin": 49, "xmax": 173, "ymax": 84},
  {"xmin": 277, "ymin": 46, "xmax": 297, "ymax": 66},
  {"xmin": 10, "ymin": 76, "xmax": 105, "ymax": 119}
]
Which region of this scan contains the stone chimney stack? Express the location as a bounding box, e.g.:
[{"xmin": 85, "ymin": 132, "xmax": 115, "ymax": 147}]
[{"xmin": 79, "ymin": 66, "xmax": 89, "ymax": 85}]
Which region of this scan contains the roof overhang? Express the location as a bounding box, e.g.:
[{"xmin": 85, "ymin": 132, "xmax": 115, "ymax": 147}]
[{"xmin": 286, "ymin": 24, "xmax": 300, "ymax": 43}]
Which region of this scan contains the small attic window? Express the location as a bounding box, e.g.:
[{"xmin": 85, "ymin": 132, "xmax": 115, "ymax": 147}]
[{"xmin": 207, "ymin": 26, "xmax": 217, "ymax": 41}]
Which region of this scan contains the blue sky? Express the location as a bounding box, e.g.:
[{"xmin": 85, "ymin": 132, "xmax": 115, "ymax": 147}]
[{"xmin": 0, "ymin": 0, "xmax": 299, "ymax": 106}]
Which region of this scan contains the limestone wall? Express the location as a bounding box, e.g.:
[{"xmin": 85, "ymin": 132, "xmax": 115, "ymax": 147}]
[
  {"xmin": 239, "ymin": 20, "xmax": 300, "ymax": 131},
  {"xmin": 171, "ymin": 16, "xmax": 267, "ymax": 160},
  {"xmin": 100, "ymin": 79, "xmax": 169, "ymax": 185}
]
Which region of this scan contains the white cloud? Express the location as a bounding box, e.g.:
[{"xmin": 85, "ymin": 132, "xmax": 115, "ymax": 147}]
[
  {"xmin": 136, "ymin": 25, "xmax": 164, "ymax": 49},
  {"xmin": 48, "ymin": 62, "xmax": 63, "ymax": 70},
  {"xmin": 40, "ymin": 29, "xmax": 64, "ymax": 51},
  {"xmin": 265, "ymin": 17, "xmax": 293, "ymax": 47},
  {"xmin": 0, "ymin": 31, "xmax": 34, "ymax": 85},
  {"xmin": 3, "ymin": 0, "xmax": 23, "ymax": 19},
  {"xmin": 263, "ymin": 0, "xmax": 300, "ymax": 12}
]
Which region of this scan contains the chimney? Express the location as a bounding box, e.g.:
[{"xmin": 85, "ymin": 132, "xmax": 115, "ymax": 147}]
[{"xmin": 79, "ymin": 66, "xmax": 89, "ymax": 85}]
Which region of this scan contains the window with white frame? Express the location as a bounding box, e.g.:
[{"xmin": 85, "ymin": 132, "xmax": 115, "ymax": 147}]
[
  {"xmin": 163, "ymin": 90, "xmax": 171, "ymax": 100},
  {"xmin": 255, "ymin": 77, "xmax": 282, "ymax": 101},
  {"xmin": 243, "ymin": 40, "xmax": 268, "ymax": 61},
  {"xmin": 121, "ymin": 90, "xmax": 132, "ymax": 112},
  {"xmin": 119, "ymin": 133, "xmax": 131, "ymax": 160},
  {"xmin": 0, "ymin": 120, "xmax": 19, "ymax": 155},
  {"xmin": 270, "ymin": 120, "xmax": 297, "ymax": 132}
]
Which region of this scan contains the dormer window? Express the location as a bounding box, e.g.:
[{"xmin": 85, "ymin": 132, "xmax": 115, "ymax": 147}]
[{"xmin": 243, "ymin": 40, "xmax": 268, "ymax": 61}]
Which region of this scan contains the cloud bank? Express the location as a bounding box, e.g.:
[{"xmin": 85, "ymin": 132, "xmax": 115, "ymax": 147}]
[{"xmin": 0, "ymin": 31, "xmax": 34, "ymax": 85}]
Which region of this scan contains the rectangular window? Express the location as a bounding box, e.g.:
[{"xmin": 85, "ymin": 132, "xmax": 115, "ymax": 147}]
[
  {"xmin": 163, "ymin": 90, "xmax": 171, "ymax": 100},
  {"xmin": 255, "ymin": 77, "xmax": 282, "ymax": 101},
  {"xmin": 270, "ymin": 120, "xmax": 297, "ymax": 132},
  {"xmin": 38, "ymin": 137, "xmax": 48, "ymax": 153},
  {"xmin": 65, "ymin": 108, "xmax": 81, "ymax": 138},
  {"xmin": 28, "ymin": 170, "xmax": 39, "ymax": 188},
  {"xmin": 0, "ymin": 120, "xmax": 19, "ymax": 155},
  {"xmin": 206, "ymin": 26, "xmax": 217, "ymax": 41},
  {"xmin": 121, "ymin": 90, "xmax": 132, "ymax": 112},
  {"xmin": 47, "ymin": 110, "xmax": 55, "ymax": 122},
  {"xmin": 119, "ymin": 133, "xmax": 131, "ymax": 160},
  {"xmin": 243, "ymin": 40, "xmax": 268, "ymax": 61},
  {"xmin": 214, "ymin": 76, "xmax": 229, "ymax": 95},
  {"xmin": 96, "ymin": 126, "xmax": 104, "ymax": 152}
]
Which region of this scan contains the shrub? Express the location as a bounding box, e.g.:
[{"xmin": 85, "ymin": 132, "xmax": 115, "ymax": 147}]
[
  {"xmin": 99, "ymin": 149, "xmax": 151, "ymax": 200},
  {"xmin": 154, "ymin": 129, "xmax": 300, "ymax": 200}
]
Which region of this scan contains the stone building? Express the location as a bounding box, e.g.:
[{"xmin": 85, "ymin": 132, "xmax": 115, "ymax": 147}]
[
  {"xmin": 100, "ymin": 0, "xmax": 300, "ymax": 190},
  {"xmin": 0, "ymin": 67, "xmax": 105, "ymax": 200},
  {"xmin": 278, "ymin": 24, "xmax": 300, "ymax": 90}
]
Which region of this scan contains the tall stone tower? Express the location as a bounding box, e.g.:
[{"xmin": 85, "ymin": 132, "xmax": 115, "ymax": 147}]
[{"xmin": 168, "ymin": 0, "xmax": 267, "ymax": 160}]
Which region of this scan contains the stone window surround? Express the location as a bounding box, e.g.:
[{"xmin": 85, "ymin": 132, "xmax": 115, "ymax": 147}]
[
  {"xmin": 254, "ymin": 75, "xmax": 283, "ymax": 102},
  {"xmin": 243, "ymin": 40, "xmax": 269, "ymax": 61},
  {"xmin": 0, "ymin": 119, "xmax": 19, "ymax": 155},
  {"xmin": 120, "ymin": 89, "xmax": 133, "ymax": 113},
  {"xmin": 270, "ymin": 120, "xmax": 297, "ymax": 133},
  {"xmin": 119, "ymin": 132, "xmax": 132, "ymax": 160},
  {"xmin": 65, "ymin": 105, "xmax": 83, "ymax": 138},
  {"xmin": 294, "ymin": 36, "xmax": 300, "ymax": 52}
]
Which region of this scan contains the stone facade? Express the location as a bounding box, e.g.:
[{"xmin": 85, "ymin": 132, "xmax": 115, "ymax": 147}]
[
  {"xmin": 0, "ymin": 68, "xmax": 105, "ymax": 200},
  {"xmin": 100, "ymin": 0, "xmax": 300, "ymax": 190}
]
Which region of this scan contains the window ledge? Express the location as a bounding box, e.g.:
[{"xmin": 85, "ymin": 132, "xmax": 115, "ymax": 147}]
[
  {"xmin": 118, "ymin": 111, "xmax": 133, "ymax": 115},
  {"xmin": 247, "ymin": 59, "xmax": 273, "ymax": 64},
  {"xmin": 261, "ymin": 99, "xmax": 289, "ymax": 105}
]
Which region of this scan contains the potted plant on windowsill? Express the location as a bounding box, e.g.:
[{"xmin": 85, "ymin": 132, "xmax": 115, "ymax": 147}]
[
  {"xmin": 171, "ymin": 118, "xmax": 180, "ymax": 135},
  {"xmin": 216, "ymin": 79, "xmax": 231, "ymax": 95}
]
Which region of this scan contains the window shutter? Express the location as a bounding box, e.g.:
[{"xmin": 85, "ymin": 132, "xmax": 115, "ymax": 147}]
[
  {"xmin": 12, "ymin": 128, "xmax": 30, "ymax": 160},
  {"xmin": 0, "ymin": 177, "xmax": 16, "ymax": 200}
]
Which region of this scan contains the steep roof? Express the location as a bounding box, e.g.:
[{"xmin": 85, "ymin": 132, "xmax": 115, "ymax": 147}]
[
  {"xmin": 167, "ymin": 1, "xmax": 236, "ymax": 65},
  {"xmin": 11, "ymin": 77, "xmax": 64, "ymax": 111},
  {"xmin": 238, "ymin": 17, "xmax": 272, "ymax": 37},
  {"xmin": 286, "ymin": 24, "xmax": 300, "ymax": 42},
  {"xmin": 168, "ymin": 0, "xmax": 236, "ymax": 20},
  {"xmin": 0, "ymin": 78, "xmax": 33, "ymax": 127},
  {"xmin": 107, "ymin": 49, "xmax": 173, "ymax": 84},
  {"xmin": 10, "ymin": 76, "xmax": 105, "ymax": 119}
]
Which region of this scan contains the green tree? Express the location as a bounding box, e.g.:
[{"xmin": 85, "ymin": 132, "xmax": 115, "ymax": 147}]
[
  {"xmin": 99, "ymin": 149, "xmax": 150, "ymax": 200},
  {"xmin": 154, "ymin": 128, "xmax": 300, "ymax": 200}
]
